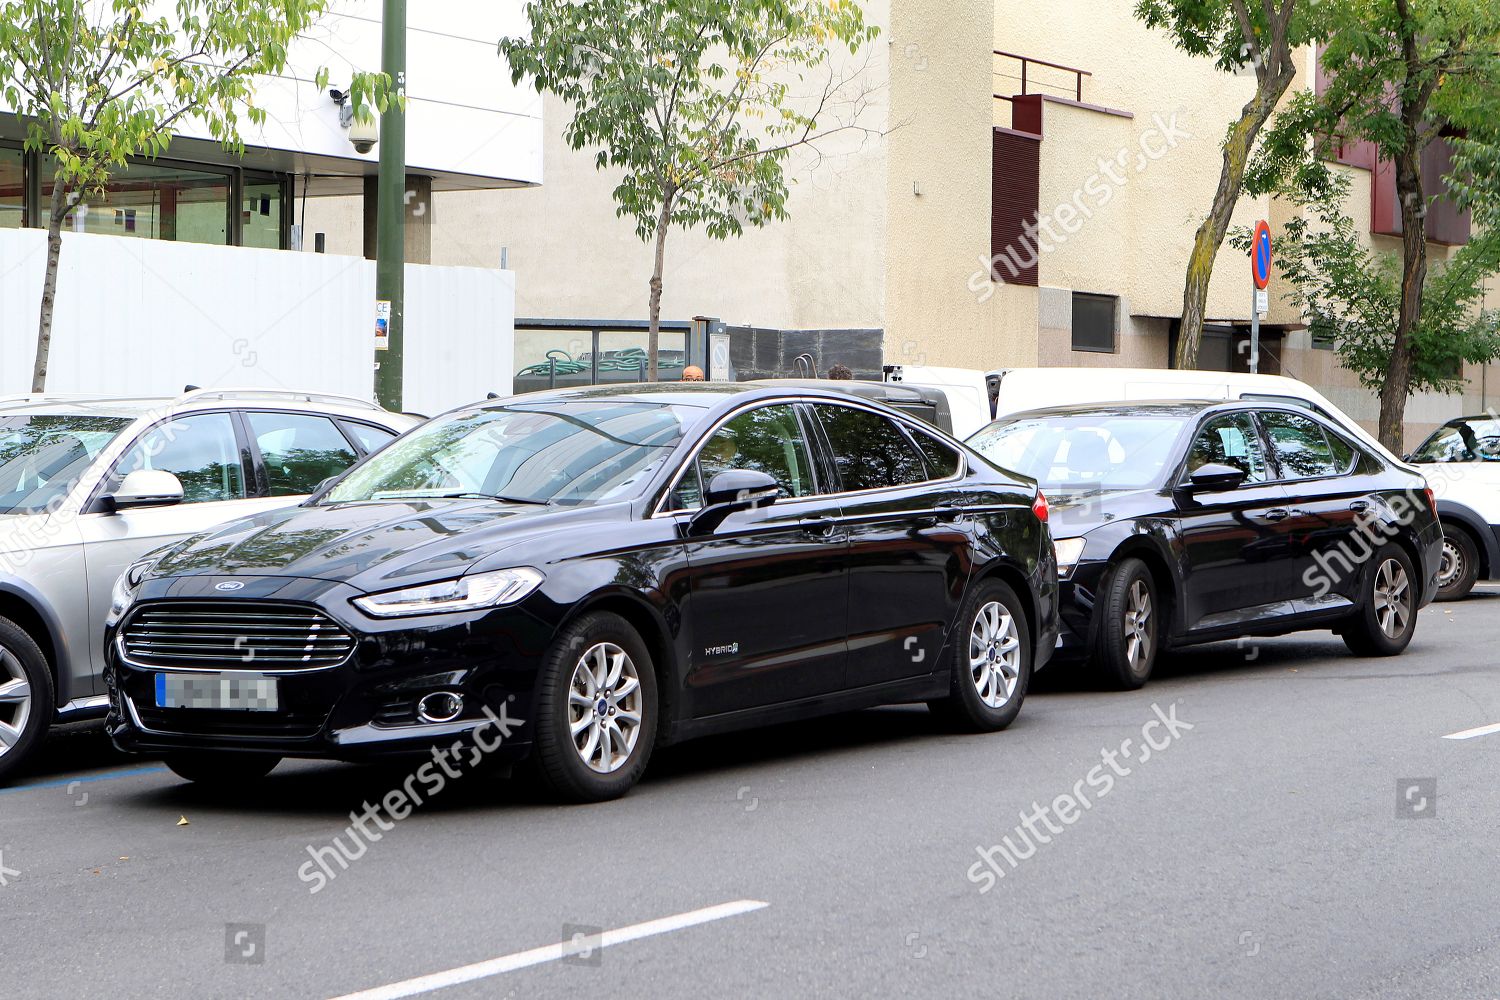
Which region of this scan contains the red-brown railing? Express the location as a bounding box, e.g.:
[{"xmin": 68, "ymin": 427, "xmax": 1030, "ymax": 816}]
[{"xmin": 992, "ymin": 50, "xmax": 1091, "ymax": 105}]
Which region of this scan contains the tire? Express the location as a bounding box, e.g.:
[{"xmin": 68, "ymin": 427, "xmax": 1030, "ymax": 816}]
[
  {"xmin": 1094, "ymin": 558, "xmax": 1158, "ymax": 690},
  {"xmin": 531, "ymin": 611, "xmax": 658, "ymax": 803},
  {"xmin": 162, "ymin": 751, "xmax": 281, "ymax": 785},
  {"xmin": 0, "ymin": 616, "xmax": 53, "ymax": 787},
  {"xmin": 927, "ymin": 579, "xmax": 1031, "ymax": 732},
  {"xmin": 1435, "ymin": 525, "xmax": 1480, "ymax": 602},
  {"xmin": 1343, "ymin": 544, "xmax": 1418, "ymax": 656}
]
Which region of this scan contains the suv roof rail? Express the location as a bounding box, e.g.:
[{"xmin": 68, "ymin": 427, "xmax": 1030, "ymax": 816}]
[
  {"xmin": 174, "ymin": 387, "xmax": 386, "ymax": 412},
  {"xmin": 0, "ymin": 392, "xmax": 170, "ymax": 406}
]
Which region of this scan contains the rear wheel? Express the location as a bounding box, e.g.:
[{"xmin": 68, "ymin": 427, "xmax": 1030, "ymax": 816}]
[
  {"xmin": 162, "ymin": 752, "xmax": 281, "ymax": 785},
  {"xmin": 928, "ymin": 579, "xmax": 1031, "ymax": 732},
  {"xmin": 531, "ymin": 612, "xmax": 658, "ymax": 803},
  {"xmin": 1343, "ymin": 544, "xmax": 1418, "ymax": 656},
  {"xmin": 0, "ymin": 617, "xmax": 53, "ymax": 786},
  {"xmin": 1095, "ymin": 558, "xmax": 1158, "ymax": 690},
  {"xmin": 1435, "ymin": 525, "xmax": 1479, "ymax": 601}
]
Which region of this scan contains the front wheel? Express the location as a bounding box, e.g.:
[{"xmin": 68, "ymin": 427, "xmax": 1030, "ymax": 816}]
[
  {"xmin": 1094, "ymin": 558, "xmax": 1158, "ymax": 690},
  {"xmin": 928, "ymin": 579, "xmax": 1031, "ymax": 732},
  {"xmin": 0, "ymin": 616, "xmax": 54, "ymax": 786},
  {"xmin": 1435, "ymin": 526, "xmax": 1479, "ymax": 601},
  {"xmin": 531, "ymin": 612, "xmax": 658, "ymax": 803},
  {"xmin": 162, "ymin": 751, "xmax": 281, "ymax": 785},
  {"xmin": 1343, "ymin": 545, "xmax": 1418, "ymax": 656}
]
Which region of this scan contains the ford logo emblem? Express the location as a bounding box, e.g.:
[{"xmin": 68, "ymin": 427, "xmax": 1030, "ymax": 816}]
[{"xmin": 215, "ymin": 581, "xmax": 246, "ymax": 592}]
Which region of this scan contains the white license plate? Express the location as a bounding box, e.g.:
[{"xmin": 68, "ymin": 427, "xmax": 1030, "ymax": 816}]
[{"xmin": 155, "ymin": 673, "xmax": 279, "ymax": 712}]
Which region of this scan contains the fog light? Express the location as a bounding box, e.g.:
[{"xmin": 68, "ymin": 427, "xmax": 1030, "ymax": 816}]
[{"xmin": 417, "ymin": 692, "xmax": 464, "ymax": 724}]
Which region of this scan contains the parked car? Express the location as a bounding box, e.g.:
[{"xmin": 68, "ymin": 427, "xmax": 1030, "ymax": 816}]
[
  {"xmin": 0, "ymin": 389, "xmax": 418, "ymax": 783},
  {"xmin": 1405, "ymin": 414, "xmax": 1500, "ymax": 600},
  {"xmin": 967, "ymin": 400, "xmax": 1442, "ymax": 688},
  {"xmin": 106, "ymin": 384, "xmax": 1058, "ymax": 802},
  {"xmin": 752, "ymin": 378, "xmax": 959, "ymax": 434}
]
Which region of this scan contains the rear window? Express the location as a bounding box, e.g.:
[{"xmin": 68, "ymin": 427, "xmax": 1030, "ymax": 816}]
[{"xmin": 1262, "ymin": 411, "xmax": 1340, "ymax": 479}]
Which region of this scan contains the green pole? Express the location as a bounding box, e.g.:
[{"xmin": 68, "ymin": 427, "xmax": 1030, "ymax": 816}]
[{"xmin": 373, "ymin": 0, "xmax": 406, "ymax": 411}]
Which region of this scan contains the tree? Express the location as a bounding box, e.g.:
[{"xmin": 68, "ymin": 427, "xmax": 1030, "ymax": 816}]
[
  {"xmin": 1250, "ymin": 0, "xmax": 1500, "ymax": 449},
  {"xmin": 501, "ymin": 0, "xmax": 879, "ymax": 381},
  {"xmin": 0, "ymin": 0, "xmax": 394, "ymax": 392},
  {"xmin": 1233, "ymin": 166, "xmax": 1500, "ymax": 418},
  {"xmin": 1135, "ymin": 0, "xmax": 1323, "ymax": 370}
]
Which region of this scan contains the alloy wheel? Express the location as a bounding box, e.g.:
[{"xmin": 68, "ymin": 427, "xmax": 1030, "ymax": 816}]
[
  {"xmin": 968, "ymin": 600, "xmax": 1021, "ymax": 709},
  {"xmin": 0, "ymin": 645, "xmax": 33, "ymax": 760},
  {"xmin": 1373, "ymin": 558, "xmax": 1412, "ymax": 639},
  {"xmin": 1124, "ymin": 580, "xmax": 1153, "ymax": 674},
  {"xmin": 1437, "ymin": 539, "xmax": 1462, "ymax": 590},
  {"xmin": 567, "ymin": 641, "xmax": 644, "ymax": 774}
]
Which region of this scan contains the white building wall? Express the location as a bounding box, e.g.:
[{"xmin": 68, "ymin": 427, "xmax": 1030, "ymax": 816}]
[{"xmin": 0, "ymin": 228, "xmax": 513, "ymax": 415}]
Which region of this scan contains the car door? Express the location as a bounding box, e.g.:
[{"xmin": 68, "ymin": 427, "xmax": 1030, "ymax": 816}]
[
  {"xmin": 1258, "ymin": 410, "xmax": 1372, "ymax": 610},
  {"xmin": 670, "ymin": 402, "xmax": 850, "ymax": 717},
  {"xmin": 76, "ymin": 411, "xmax": 288, "ymax": 689},
  {"xmin": 806, "ymin": 401, "xmax": 973, "ymax": 688},
  {"xmin": 1174, "ymin": 411, "xmax": 1300, "ymax": 631}
]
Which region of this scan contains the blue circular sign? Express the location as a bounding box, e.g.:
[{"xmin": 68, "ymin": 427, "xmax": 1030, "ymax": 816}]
[{"xmin": 1252, "ymin": 221, "xmax": 1273, "ymax": 289}]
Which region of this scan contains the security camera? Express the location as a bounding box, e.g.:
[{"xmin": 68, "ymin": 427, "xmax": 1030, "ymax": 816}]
[{"xmin": 347, "ymin": 108, "xmax": 379, "ymax": 155}]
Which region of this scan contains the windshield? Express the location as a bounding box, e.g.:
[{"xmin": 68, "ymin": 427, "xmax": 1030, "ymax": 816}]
[
  {"xmin": 968, "ymin": 413, "xmax": 1189, "ymax": 490},
  {"xmin": 0, "ymin": 414, "xmax": 132, "ymax": 515},
  {"xmin": 325, "ymin": 400, "xmax": 699, "ymax": 507},
  {"xmin": 1411, "ymin": 419, "xmax": 1500, "ymax": 463}
]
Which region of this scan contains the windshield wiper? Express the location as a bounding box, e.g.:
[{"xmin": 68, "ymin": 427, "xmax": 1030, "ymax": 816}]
[{"xmin": 414, "ymin": 491, "xmax": 551, "ymax": 506}]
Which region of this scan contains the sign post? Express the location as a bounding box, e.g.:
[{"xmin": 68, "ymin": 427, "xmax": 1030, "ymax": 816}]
[{"xmin": 1250, "ymin": 220, "xmax": 1272, "ymax": 375}]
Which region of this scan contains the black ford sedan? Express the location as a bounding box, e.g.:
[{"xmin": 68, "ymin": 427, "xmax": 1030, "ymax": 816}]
[
  {"xmin": 968, "ymin": 400, "xmax": 1442, "ymax": 689},
  {"xmin": 106, "ymin": 385, "xmax": 1058, "ymax": 801}
]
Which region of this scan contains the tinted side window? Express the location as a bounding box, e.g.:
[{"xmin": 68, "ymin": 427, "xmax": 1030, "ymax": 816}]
[
  {"xmin": 814, "ymin": 405, "xmax": 928, "ymax": 492},
  {"xmin": 246, "ymin": 412, "xmax": 359, "ymax": 496},
  {"xmin": 1262, "ymin": 411, "xmax": 1339, "ymax": 479},
  {"xmin": 909, "ymin": 428, "xmax": 962, "ymax": 480},
  {"xmin": 680, "ymin": 404, "xmax": 814, "ymax": 508},
  {"xmin": 113, "ymin": 413, "xmax": 245, "ymax": 504},
  {"xmin": 1186, "ymin": 413, "xmax": 1269, "ymax": 484},
  {"xmin": 341, "ymin": 420, "xmax": 398, "ymax": 454},
  {"xmin": 1326, "ymin": 432, "xmax": 1356, "ymax": 473}
]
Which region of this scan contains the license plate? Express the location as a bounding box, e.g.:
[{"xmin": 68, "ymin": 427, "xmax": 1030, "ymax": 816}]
[{"xmin": 154, "ymin": 673, "xmax": 279, "ymax": 712}]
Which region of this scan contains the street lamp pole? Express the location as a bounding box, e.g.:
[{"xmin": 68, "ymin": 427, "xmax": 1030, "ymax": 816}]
[{"xmin": 373, "ymin": 0, "xmax": 407, "ymax": 411}]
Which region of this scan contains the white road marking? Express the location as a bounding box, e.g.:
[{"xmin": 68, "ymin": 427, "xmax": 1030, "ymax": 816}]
[
  {"xmin": 1442, "ymin": 722, "xmax": 1500, "ymax": 741},
  {"xmin": 327, "ymin": 899, "xmax": 770, "ymax": 1000}
]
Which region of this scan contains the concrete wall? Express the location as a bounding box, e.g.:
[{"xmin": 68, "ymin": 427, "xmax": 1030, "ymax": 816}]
[{"xmin": 0, "ymin": 228, "xmax": 513, "ymax": 416}]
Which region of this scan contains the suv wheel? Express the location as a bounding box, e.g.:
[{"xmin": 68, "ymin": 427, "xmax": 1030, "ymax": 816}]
[
  {"xmin": 1095, "ymin": 558, "xmax": 1158, "ymax": 690},
  {"xmin": 163, "ymin": 752, "xmax": 281, "ymax": 784},
  {"xmin": 531, "ymin": 612, "xmax": 658, "ymax": 803},
  {"xmin": 1343, "ymin": 544, "xmax": 1418, "ymax": 656},
  {"xmin": 1436, "ymin": 526, "xmax": 1479, "ymax": 601},
  {"xmin": 928, "ymin": 579, "xmax": 1031, "ymax": 731},
  {"xmin": 0, "ymin": 616, "xmax": 53, "ymax": 786}
]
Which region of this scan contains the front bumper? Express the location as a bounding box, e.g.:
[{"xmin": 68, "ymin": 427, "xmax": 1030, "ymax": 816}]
[{"xmin": 105, "ymin": 575, "xmax": 550, "ymax": 761}]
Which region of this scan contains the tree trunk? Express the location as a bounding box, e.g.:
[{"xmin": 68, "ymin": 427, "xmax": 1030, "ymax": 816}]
[
  {"xmin": 646, "ymin": 188, "xmax": 675, "ymax": 383},
  {"xmin": 31, "ymin": 180, "xmax": 71, "ymax": 393},
  {"xmin": 1380, "ymin": 146, "xmax": 1427, "ymax": 453},
  {"xmin": 1174, "ymin": 80, "xmax": 1289, "ymax": 370}
]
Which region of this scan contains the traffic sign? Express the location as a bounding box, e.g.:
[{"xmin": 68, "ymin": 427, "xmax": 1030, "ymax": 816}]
[{"xmin": 1252, "ymin": 220, "xmax": 1273, "ymax": 289}]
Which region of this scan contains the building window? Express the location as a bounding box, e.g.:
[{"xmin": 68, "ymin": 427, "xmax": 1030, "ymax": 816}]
[
  {"xmin": 1072, "ymin": 292, "xmax": 1117, "ymax": 353},
  {"xmin": 0, "ymin": 145, "xmax": 22, "ymax": 229},
  {"xmin": 242, "ymin": 177, "xmax": 284, "ymax": 249},
  {"xmin": 1309, "ymin": 313, "xmax": 1337, "ymax": 351},
  {"xmin": 40, "ymin": 157, "xmax": 231, "ymax": 245}
]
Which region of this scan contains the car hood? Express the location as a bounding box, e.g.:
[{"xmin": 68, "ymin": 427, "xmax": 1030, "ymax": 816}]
[
  {"xmin": 1044, "ymin": 486, "xmax": 1165, "ymax": 535},
  {"xmin": 150, "ymin": 499, "xmax": 620, "ymax": 590}
]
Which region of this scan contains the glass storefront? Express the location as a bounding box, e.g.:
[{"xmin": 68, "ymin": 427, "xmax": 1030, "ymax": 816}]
[
  {"xmin": 0, "ymin": 146, "xmax": 22, "ymax": 229},
  {"xmin": 3, "ymin": 149, "xmax": 287, "ymax": 248},
  {"xmin": 514, "ymin": 327, "xmax": 690, "ymax": 394}
]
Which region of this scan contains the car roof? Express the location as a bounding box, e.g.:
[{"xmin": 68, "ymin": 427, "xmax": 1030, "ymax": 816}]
[
  {"xmin": 996, "ymin": 399, "xmax": 1241, "ymax": 420},
  {"xmin": 470, "ymin": 381, "xmax": 925, "ymax": 413},
  {"xmin": 0, "ymin": 389, "xmax": 411, "ymax": 425}
]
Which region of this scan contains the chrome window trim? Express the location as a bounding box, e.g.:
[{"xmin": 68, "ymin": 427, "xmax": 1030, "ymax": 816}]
[{"xmin": 651, "ymin": 395, "xmax": 968, "ymax": 518}]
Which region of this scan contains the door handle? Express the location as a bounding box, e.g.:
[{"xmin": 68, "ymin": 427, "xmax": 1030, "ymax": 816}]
[
  {"xmin": 1349, "ymin": 500, "xmax": 1371, "ymax": 514},
  {"xmin": 1264, "ymin": 508, "xmax": 1290, "ymax": 522},
  {"xmin": 799, "ymin": 517, "xmax": 837, "ymax": 537}
]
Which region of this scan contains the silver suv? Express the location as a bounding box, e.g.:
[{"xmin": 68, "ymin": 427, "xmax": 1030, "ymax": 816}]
[{"xmin": 0, "ymin": 388, "xmax": 419, "ymax": 782}]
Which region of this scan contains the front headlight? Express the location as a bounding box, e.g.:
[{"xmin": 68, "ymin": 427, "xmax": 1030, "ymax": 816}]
[
  {"xmin": 106, "ymin": 558, "xmax": 156, "ymax": 627},
  {"xmin": 353, "ymin": 567, "xmax": 544, "ymax": 618},
  {"xmin": 1053, "ymin": 537, "xmax": 1087, "ymax": 579}
]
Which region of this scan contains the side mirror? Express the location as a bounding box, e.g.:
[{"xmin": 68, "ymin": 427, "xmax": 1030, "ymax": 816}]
[
  {"xmin": 687, "ymin": 470, "xmax": 780, "ymax": 536},
  {"xmin": 104, "ymin": 470, "xmax": 185, "ymax": 512},
  {"xmin": 1183, "ymin": 463, "xmax": 1247, "ymax": 493}
]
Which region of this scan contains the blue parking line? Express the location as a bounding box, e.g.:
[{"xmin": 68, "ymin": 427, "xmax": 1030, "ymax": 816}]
[{"xmin": 0, "ymin": 766, "xmax": 168, "ymax": 795}]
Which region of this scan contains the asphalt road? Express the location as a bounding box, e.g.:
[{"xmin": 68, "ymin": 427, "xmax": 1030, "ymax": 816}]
[{"xmin": 5, "ymin": 588, "xmax": 1500, "ymax": 999}]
